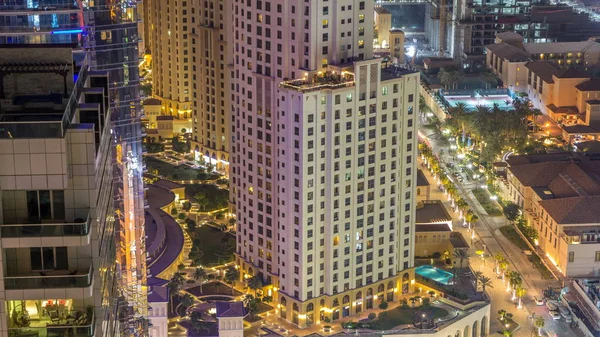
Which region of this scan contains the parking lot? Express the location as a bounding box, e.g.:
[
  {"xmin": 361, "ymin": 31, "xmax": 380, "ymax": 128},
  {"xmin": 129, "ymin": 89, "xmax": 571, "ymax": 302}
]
[{"xmin": 525, "ymin": 302, "xmax": 585, "ymax": 337}]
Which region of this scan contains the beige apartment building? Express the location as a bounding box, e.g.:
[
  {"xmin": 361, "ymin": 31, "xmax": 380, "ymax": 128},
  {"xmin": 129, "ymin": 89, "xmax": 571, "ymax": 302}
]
[
  {"xmin": 147, "ymin": 0, "xmax": 192, "ymax": 119},
  {"xmin": 485, "ymin": 32, "xmax": 600, "ymax": 93},
  {"xmin": 190, "ymin": 0, "xmax": 231, "ymax": 168},
  {"xmin": 229, "ymin": 0, "xmax": 420, "ymax": 328},
  {"xmin": 503, "ymin": 153, "xmax": 600, "ymax": 277},
  {"xmin": 146, "ymin": 0, "xmax": 231, "ymax": 169}
]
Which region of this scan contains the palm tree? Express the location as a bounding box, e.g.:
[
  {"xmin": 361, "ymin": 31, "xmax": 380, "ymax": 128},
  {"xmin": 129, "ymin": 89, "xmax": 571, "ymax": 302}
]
[
  {"xmin": 180, "ymin": 293, "xmax": 195, "ymax": 315},
  {"xmin": 244, "ymin": 294, "xmax": 259, "ymax": 320},
  {"xmin": 409, "ymin": 296, "xmax": 418, "ymax": 307},
  {"xmin": 428, "ymin": 290, "xmax": 435, "ymax": 300},
  {"xmin": 482, "ymin": 70, "xmax": 498, "ymax": 89},
  {"xmin": 224, "ymin": 266, "xmax": 240, "ymax": 294},
  {"xmin": 508, "ymin": 271, "xmax": 523, "ymax": 300},
  {"xmin": 438, "ymin": 68, "xmax": 450, "ymax": 89},
  {"xmin": 167, "ymin": 272, "xmax": 185, "ymax": 314},
  {"xmin": 516, "ymin": 287, "xmax": 527, "ymax": 308},
  {"xmin": 453, "ymin": 249, "xmax": 471, "ymax": 269},
  {"xmin": 534, "ymin": 316, "xmax": 545, "ymax": 336},
  {"xmin": 247, "ymin": 275, "xmax": 263, "ymax": 296},
  {"xmin": 479, "ymin": 276, "xmax": 493, "ymax": 294},
  {"xmin": 193, "ymin": 267, "xmax": 207, "ymax": 293},
  {"xmin": 502, "ymin": 330, "xmax": 513, "ymax": 337},
  {"xmin": 494, "ymin": 252, "xmax": 505, "ymax": 274},
  {"xmin": 499, "ymin": 260, "xmax": 509, "ymax": 281},
  {"xmin": 498, "ymin": 309, "xmax": 507, "ymax": 321}
]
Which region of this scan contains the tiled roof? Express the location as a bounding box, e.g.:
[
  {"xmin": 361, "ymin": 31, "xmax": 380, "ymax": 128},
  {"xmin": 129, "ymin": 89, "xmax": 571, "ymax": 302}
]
[
  {"xmin": 216, "ymin": 301, "xmax": 247, "ymax": 318},
  {"xmin": 538, "ymin": 196, "xmax": 600, "ymax": 224},
  {"xmin": 576, "ymin": 79, "xmax": 600, "ymax": 92},
  {"xmin": 508, "ymin": 161, "xmax": 570, "ymax": 186},
  {"xmin": 416, "ymin": 201, "xmax": 452, "ymax": 224},
  {"xmin": 554, "ymin": 68, "xmax": 591, "ymax": 79},
  {"xmin": 374, "ymin": 6, "xmax": 391, "ymax": 14},
  {"xmin": 495, "ymin": 31, "xmax": 524, "ymax": 42},
  {"xmin": 525, "ymin": 61, "xmax": 561, "ymax": 84},
  {"xmin": 143, "ymin": 98, "xmax": 161, "ymax": 105},
  {"xmin": 523, "ymin": 40, "xmax": 600, "ymax": 55},
  {"xmin": 486, "ymin": 43, "xmax": 530, "ymax": 62},
  {"xmin": 416, "ymin": 223, "xmax": 451, "ymax": 232}
]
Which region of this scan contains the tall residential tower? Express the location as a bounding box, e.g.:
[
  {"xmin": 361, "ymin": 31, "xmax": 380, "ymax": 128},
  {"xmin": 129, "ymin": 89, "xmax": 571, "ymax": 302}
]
[{"xmin": 231, "ymin": 0, "xmax": 419, "ymax": 327}]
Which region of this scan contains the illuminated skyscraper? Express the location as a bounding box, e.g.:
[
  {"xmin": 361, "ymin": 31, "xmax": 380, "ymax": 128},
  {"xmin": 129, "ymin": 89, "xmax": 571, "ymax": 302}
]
[{"xmin": 231, "ymin": 0, "xmax": 419, "ymax": 327}]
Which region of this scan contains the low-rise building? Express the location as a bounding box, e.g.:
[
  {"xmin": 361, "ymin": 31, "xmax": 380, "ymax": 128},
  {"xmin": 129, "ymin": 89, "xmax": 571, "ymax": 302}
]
[
  {"xmin": 503, "ymin": 153, "xmax": 600, "ymax": 277},
  {"xmin": 417, "ymin": 169, "xmax": 431, "ymax": 201},
  {"xmin": 485, "ymin": 33, "xmax": 600, "ymax": 93}
]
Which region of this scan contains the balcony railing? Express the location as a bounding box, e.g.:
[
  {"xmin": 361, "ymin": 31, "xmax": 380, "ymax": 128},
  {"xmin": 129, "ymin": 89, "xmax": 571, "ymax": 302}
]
[
  {"xmin": 0, "ymin": 217, "xmax": 90, "ymax": 238},
  {"xmin": 4, "ymin": 264, "xmax": 93, "ymax": 290},
  {"xmin": 8, "ymin": 315, "xmax": 95, "ymax": 337}
]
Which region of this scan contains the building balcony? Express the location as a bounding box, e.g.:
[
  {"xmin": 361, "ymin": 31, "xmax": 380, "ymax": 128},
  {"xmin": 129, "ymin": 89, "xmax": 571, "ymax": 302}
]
[
  {"xmin": 562, "ymin": 228, "xmax": 600, "ymax": 244},
  {"xmin": 279, "ymin": 70, "xmax": 356, "ymax": 93},
  {"xmin": 0, "ymin": 217, "xmax": 91, "ymax": 247},
  {"xmin": 8, "ymin": 310, "xmax": 95, "ymax": 337},
  {"xmin": 4, "ymin": 264, "xmax": 94, "ymax": 301}
]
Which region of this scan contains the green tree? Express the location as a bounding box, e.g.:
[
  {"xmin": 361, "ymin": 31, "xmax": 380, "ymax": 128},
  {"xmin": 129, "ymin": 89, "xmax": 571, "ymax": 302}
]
[
  {"xmin": 481, "ymin": 70, "xmax": 498, "ymax": 89},
  {"xmin": 247, "ymin": 275, "xmax": 263, "ymax": 296},
  {"xmin": 244, "ymin": 295, "xmax": 259, "ymax": 320},
  {"xmin": 193, "ymin": 267, "xmax": 207, "ymax": 293},
  {"xmin": 503, "ymin": 203, "xmax": 520, "ymax": 222},
  {"xmin": 479, "ymin": 275, "xmax": 493, "ymax": 294},
  {"xmin": 453, "ymin": 249, "xmax": 471, "ymax": 269},
  {"xmin": 190, "ymin": 311, "xmax": 210, "ymax": 332},
  {"xmin": 195, "ymin": 193, "xmax": 209, "ymax": 211},
  {"xmin": 167, "ymin": 272, "xmax": 185, "ymax": 314},
  {"xmin": 180, "ymin": 293, "xmax": 195, "ymax": 312},
  {"xmin": 534, "ymin": 317, "xmax": 545, "ymax": 336},
  {"xmin": 224, "ymin": 266, "xmax": 240, "ymax": 294}
]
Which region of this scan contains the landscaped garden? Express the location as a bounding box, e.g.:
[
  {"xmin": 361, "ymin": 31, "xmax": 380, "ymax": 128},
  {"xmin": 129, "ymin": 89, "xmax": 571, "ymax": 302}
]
[
  {"xmin": 375, "ymin": 306, "xmax": 448, "ymax": 330},
  {"xmin": 499, "ymin": 226, "xmax": 553, "ymax": 279},
  {"xmin": 146, "ymin": 156, "xmax": 200, "ymax": 180},
  {"xmin": 471, "ymin": 188, "xmax": 502, "ymax": 216},
  {"xmin": 343, "ymin": 302, "xmax": 449, "ymax": 331},
  {"xmin": 185, "ymin": 184, "xmax": 229, "ymax": 212},
  {"xmin": 186, "ymin": 281, "xmax": 242, "ymax": 297},
  {"xmin": 188, "ymin": 225, "xmax": 235, "ymax": 267}
]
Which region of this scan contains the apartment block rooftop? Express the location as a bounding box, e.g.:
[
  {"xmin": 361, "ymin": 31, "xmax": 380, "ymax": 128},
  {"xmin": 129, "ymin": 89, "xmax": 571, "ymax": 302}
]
[
  {"xmin": 279, "ymin": 60, "xmax": 416, "ymax": 93},
  {"xmin": 0, "ymin": 44, "xmax": 101, "ymax": 139}
]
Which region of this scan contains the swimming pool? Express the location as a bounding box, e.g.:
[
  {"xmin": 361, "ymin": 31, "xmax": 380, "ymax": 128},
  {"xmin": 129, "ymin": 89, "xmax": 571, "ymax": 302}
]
[
  {"xmin": 444, "ymin": 95, "xmax": 513, "ymax": 111},
  {"xmin": 415, "ymin": 265, "xmax": 454, "ymax": 285}
]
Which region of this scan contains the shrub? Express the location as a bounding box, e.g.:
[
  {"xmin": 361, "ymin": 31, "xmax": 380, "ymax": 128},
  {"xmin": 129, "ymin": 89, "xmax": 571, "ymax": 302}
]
[
  {"xmin": 503, "ymin": 203, "xmax": 520, "ymax": 221},
  {"xmin": 401, "ymin": 298, "xmax": 409, "ymax": 309},
  {"xmin": 432, "ymin": 252, "xmax": 442, "ymax": 259},
  {"xmin": 368, "ymin": 313, "xmax": 377, "ymax": 321},
  {"xmin": 171, "ymin": 208, "xmax": 178, "ymax": 216},
  {"xmin": 178, "ymin": 213, "xmax": 186, "ymax": 220},
  {"xmin": 182, "ymin": 202, "xmax": 192, "ymax": 211},
  {"xmin": 378, "ymin": 301, "xmax": 388, "ymax": 310}
]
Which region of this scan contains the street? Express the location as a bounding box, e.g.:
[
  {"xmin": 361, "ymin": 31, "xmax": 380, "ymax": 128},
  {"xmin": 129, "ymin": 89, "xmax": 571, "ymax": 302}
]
[{"xmin": 418, "ymin": 117, "xmax": 583, "ymax": 337}]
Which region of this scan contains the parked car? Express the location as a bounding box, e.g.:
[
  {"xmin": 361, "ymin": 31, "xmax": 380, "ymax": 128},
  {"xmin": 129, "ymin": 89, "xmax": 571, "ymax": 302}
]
[
  {"xmin": 549, "ymin": 311, "xmax": 561, "ymax": 320},
  {"xmin": 534, "ymin": 296, "xmax": 544, "ymax": 306},
  {"xmin": 546, "ymin": 300, "xmax": 558, "ymax": 311}
]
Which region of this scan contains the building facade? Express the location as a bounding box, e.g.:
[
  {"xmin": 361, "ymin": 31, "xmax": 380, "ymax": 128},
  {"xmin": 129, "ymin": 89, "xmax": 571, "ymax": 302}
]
[
  {"xmin": 0, "ymin": 45, "xmax": 114, "ymax": 337},
  {"xmin": 230, "ymin": 0, "xmax": 419, "ymax": 328},
  {"xmin": 0, "ymin": 1, "xmax": 148, "ymax": 336},
  {"xmin": 190, "ymin": 0, "xmax": 232, "ymax": 169},
  {"xmin": 503, "ymin": 154, "xmax": 600, "ymax": 277},
  {"xmin": 147, "ymin": 0, "xmax": 193, "ymax": 119}
]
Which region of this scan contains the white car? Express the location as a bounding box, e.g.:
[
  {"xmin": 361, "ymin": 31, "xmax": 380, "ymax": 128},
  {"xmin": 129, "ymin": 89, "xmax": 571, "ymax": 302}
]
[
  {"xmin": 549, "ymin": 311, "xmax": 561, "ymax": 320},
  {"xmin": 534, "ymin": 296, "xmax": 544, "ymax": 306}
]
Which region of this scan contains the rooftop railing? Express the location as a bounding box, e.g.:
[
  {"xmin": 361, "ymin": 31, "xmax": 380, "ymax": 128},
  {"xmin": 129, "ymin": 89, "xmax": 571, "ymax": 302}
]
[
  {"xmin": 0, "ymin": 217, "xmax": 90, "ymax": 238},
  {"xmin": 0, "ymin": 52, "xmax": 89, "ymax": 139},
  {"xmin": 4, "ymin": 263, "xmax": 93, "ymax": 290}
]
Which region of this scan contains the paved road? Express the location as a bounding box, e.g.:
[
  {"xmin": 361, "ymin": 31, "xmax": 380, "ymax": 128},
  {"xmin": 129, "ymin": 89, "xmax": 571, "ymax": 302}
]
[{"xmin": 418, "ymin": 117, "xmax": 582, "ymax": 337}]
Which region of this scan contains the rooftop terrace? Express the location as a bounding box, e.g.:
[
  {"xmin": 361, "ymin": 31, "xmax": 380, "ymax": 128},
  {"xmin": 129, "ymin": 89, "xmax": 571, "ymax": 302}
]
[{"xmin": 279, "ymin": 62, "xmax": 416, "ymax": 93}]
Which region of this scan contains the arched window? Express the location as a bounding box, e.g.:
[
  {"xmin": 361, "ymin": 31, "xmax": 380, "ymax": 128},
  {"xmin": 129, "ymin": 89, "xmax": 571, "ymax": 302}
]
[
  {"xmin": 367, "ymin": 288, "xmax": 373, "ymax": 296},
  {"xmin": 320, "ymin": 299, "xmax": 325, "ymax": 307},
  {"xmin": 342, "ymin": 295, "xmax": 350, "ymax": 304},
  {"xmin": 387, "ymin": 281, "xmax": 394, "ymax": 290},
  {"xmin": 378, "ymin": 284, "xmax": 385, "ymax": 293},
  {"xmin": 292, "ymin": 303, "xmax": 299, "ymax": 312},
  {"xmin": 356, "ymin": 292, "xmax": 363, "ymax": 300},
  {"xmin": 332, "ymin": 298, "xmax": 339, "ymax": 307},
  {"xmin": 281, "ymin": 297, "xmax": 287, "ymax": 305},
  {"xmin": 306, "ymin": 303, "xmax": 314, "ymax": 312}
]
